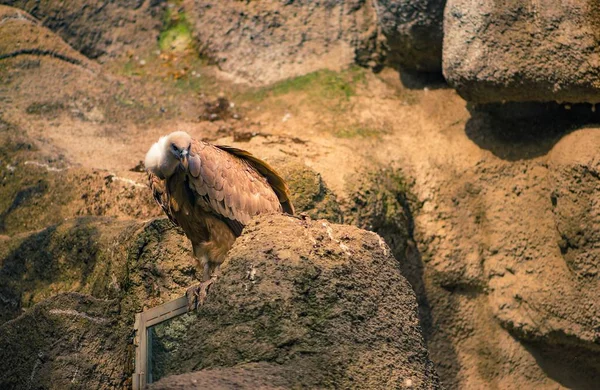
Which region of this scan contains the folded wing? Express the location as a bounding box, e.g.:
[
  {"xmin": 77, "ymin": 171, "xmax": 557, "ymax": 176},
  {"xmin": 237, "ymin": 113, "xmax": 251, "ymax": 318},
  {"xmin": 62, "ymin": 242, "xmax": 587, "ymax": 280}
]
[
  {"xmin": 186, "ymin": 140, "xmax": 294, "ymax": 235},
  {"xmin": 148, "ymin": 172, "xmax": 179, "ymax": 226}
]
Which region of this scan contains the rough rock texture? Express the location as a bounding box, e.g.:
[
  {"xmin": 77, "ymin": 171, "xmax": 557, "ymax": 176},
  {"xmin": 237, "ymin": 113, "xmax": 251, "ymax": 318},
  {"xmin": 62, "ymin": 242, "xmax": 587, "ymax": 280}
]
[
  {"xmin": 443, "ymin": 0, "xmax": 600, "ymax": 103},
  {"xmin": 504, "ymin": 134, "xmax": 600, "ymax": 356},
  {"xmin": 0, "ymin": 162, "xmax": 160, "ymax": 236},
  {"xmin": 148, "ymin": 363, "xmax": 295, "ymax": 390},
  {"xmin": 0, "ymin": 214, "xmax": 441, "ymax": 389},
  {"xmin": 184, "ymin": 0, "xmax": 385, "ymax": 85},
  {"xmin": 374, "ymin": 0, "xmax": 446, "ymax": 72},
  {"xmin": 341, "ymin": 167, "xmax": 431, "ymax": 325},
  {"xmin": 1, "ymin": 0, "xmax": 162, "ymax": 59},
  {"xmin": 416, "ymin": 113, "xmax": 600, "ymax": 388},
  {"xmin": 5, "ymin": 3, "xmax": 600, "ymax": 388},
  {"xmin": 275, "ymin": 159, "xmax": 342, "ymax": 223},
  {"xmin": 344, "ymin": 168, "xmax": 414, "ymax": 261},
  {"xmin": 149, "ymin": 214, "xmax": 441, "ymax": 389},
  {"xmin": 0, "ymin": 293, "xmax": 127, "ymax": 390},
  {"xmin": 0, "ymin": 98, "xmax": 436, "ymax": 388},
  {"xmin": 0, "ymin": 5, "xmax": 89, "ymax": 66},
  {"xmin": 552, "ymin": 159, "xmax": 600, "ymax": 281},
  {"xmin": 0, "ymin": 120, "xmax": 160, "ymax": 238},
  {"xmin": 0, "ymin": 216, "xmax": 194, "ymax": 325},
  {"xmin": 0, "ymin": 216, "xmax": 197, "ymax": 388}
]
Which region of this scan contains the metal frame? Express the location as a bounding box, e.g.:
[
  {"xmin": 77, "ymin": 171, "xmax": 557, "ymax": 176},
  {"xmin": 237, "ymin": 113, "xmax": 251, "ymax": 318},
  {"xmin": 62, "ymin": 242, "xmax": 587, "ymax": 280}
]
[{"xmin": 132, "ymin": 296, "xmax": 189, "ymax": 389}]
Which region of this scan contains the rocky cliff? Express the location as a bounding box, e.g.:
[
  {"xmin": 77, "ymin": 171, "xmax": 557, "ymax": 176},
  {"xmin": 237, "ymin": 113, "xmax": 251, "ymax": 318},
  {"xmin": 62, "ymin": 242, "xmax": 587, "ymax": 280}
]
[{"xmin": 1, "ymin": 1, "xmax": 599, "ymax": 389}]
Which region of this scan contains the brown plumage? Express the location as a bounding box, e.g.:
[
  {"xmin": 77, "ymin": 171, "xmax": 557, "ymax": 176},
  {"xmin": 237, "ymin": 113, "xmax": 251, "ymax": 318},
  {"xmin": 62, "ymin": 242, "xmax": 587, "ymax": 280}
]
[{"xmin": 145, "ymin": 131, "xmax": 294, "ymax": 307}]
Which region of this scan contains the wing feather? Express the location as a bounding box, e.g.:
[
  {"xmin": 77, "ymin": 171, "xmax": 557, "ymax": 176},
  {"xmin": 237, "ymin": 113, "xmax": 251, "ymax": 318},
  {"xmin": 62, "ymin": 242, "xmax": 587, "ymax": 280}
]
[
  {"xmin": 185, "ymin": 140, "xmax": 294, "ymax": 232},
  {"xmin": 148, "ymin": 172, "xmax": 179, "ymax": 226},
  {"xmin": 215, "ymin": 144, "xmax": 295, "ymax": 215}
]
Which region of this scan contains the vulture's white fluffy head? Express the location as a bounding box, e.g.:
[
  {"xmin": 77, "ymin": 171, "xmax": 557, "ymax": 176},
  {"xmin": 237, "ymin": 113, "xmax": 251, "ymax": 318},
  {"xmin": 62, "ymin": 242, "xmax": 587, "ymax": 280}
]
[{"xmin": 145, "ymin": 131, "xmax": 192, "ymax": 179}]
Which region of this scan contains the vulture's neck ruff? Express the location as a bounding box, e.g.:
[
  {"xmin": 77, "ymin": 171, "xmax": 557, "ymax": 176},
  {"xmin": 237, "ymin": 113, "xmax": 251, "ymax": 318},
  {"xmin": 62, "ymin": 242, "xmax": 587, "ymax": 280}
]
[
  {"xmin": 145, "ymin": 133, "xmax": 191, "ymax": 179},
  {"xmin": 145, "ymin": 136, "xmax": 174, "ymax": 179}
]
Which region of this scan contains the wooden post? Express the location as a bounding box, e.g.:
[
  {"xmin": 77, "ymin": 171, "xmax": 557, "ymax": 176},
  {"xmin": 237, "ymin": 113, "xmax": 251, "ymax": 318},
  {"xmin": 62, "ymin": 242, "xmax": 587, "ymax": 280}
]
[{"xmin": 132, "ymin": 312, "xmax": 145, "ymax": 389}]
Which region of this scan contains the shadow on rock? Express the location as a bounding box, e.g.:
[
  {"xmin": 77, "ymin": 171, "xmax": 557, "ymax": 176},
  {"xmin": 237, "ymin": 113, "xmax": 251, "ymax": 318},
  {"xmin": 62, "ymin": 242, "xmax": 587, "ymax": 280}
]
[
  {"xmin": 465, "ymin": 102, "xmax": 600, "ymax": 161},
  {"xmin": 342, "ymin": 167, "xmax": 460, "ymax": 388},
  {"xmin": 399, "ymin": 69, "xmax": 449, "ymax": 90},
  {"xmin": 0, "ymin": 292, "xmax": 128, "ymax": 390},
  {"xmin": 523, "ymin": 341, "xmax": 600, "ymax": 390},
  {"xmin": 0, "ymin": 218, "xmax": 102, "ymax": 323},
  {"xmin": 0, "ymin": 181, "xmax": 49, "ymax": 233},
  {"xmin": 402, "ymin": 245, "xmax": 464, "ymax": 389}
]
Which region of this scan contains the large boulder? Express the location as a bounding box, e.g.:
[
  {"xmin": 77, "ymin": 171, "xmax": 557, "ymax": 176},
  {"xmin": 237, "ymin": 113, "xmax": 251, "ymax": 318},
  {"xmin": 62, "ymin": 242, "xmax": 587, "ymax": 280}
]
[
  {"xmin": 183, "ymin": 0, "xmax": 384, "ymax": 85},
  {"xmin": 148, "ymin": 363, "xmax": 299, "ymax": 390},
  {"xmin": 443, "ymin": 0, "xmax": 600, "ymax": 103},
  {"xmin": 0, "ymin": 216, "xmax": 197, "ymax": 389},
  {"xmin": 488, "ymin": 137, "xmax": 600, "ymax": 387},
  {"xmin": 0, "ymin": 160, "xmax": 160, "ymax": 236},
  {"xmin": 147, "ymin": 214, "xmax": 441, "ymax": 388},
  {"xmin": 481, "ymin": 133, "xmax": 600, "ymax": 355},
  {"xmin": 1, "ymin": 0, "xmax": 161, "ymax": 59},
  {"xmin": 413, "ymin": 127, "xmax": 600, "ymax": 388},
  {"xmin": 0, "ymin": 211, "xmax": 440, "ymax": 389},
  {"xmin": 374, "ymin": 0, "xmax": 446, "ymax": 72}
]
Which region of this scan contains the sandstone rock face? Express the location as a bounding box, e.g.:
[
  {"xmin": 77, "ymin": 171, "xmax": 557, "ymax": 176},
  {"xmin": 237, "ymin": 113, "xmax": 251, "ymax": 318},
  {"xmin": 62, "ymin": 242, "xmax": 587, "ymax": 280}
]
[
  {"xmin": 0, "ymin": 216, "xmax": 200, "ymax": 389},
  {"xmin": 488, "ymin": 135, "xmax": 600, "ymax": 386},
  {"xmin": 443, "ymin": 0, "xmax": 600, "ymax": 103},
  {"xmin": 149, "ymin": 214, "xmax": 441, "ymax": 389},
  {"xmin": 551, "ymin": 156, "xmax": 600, "ymax": 282},
  {"xmin": 0, "ymin": 217, "xmax": 193, "ymax": 326},
  {"xmin": 0, "ymin": 293, "xmax": 127, "ymax": 390},
  {"xmin": 7, "ymin": 3, "xmax": 600, "ymax": 388},
  {"xmin": 374, "ymin": 0, "xmax": 445, "ymax": 72},
  {"xmin": 274, "ymin": 159, "xmax": 342, "ymax": 223},
  {"xmin": 416, "ymin": 119, "xmax": 600, "ymax": 388},
  {"xmin": 0, "ymin": 214, "xmax": 440, "ymax": 389},
  {"xmin": 1, "ymin": 0, "xmax": 161, "ymax": 59},
  {"xmin": 0, "ymin": 5, "xmax": 88, "ymax": 65},
  {"xmin": 184, "ymin": 0, "xmax": 384, "ymax": 85},
  {"xmin": 148, "ymin": 363, "xmax": 296, "ymax": 390}
]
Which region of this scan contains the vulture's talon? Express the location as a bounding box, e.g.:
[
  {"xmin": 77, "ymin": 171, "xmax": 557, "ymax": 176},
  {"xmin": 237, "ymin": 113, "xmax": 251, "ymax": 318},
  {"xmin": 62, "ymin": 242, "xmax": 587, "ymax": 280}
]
[
  {"xmin": 197, "ymin": 276, "xmax": 217, "ymax": 307},
  {"xmin": 185, "ymin": 277, "xmax": 217, "ymax": 311},
  {"xmin": 186, "ymin": 284, "xmax": 201, "ymax": 311}
]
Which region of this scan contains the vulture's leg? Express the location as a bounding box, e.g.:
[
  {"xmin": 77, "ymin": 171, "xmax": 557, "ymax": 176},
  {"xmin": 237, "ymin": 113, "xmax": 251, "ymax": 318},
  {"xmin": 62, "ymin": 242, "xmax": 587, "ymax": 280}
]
[
  {"xmin": 197, "ymin": 263, "xmax": 220, "ymax": 305},
  {"xmin": 185, "ymin": 252, "xmax": 210, "ymax": 311},
  {"xmin": 186, "ymin": 232, "xmax": 231, "ymax": 310},
  {"xmin": 185, "ymin": 262, "xmax": 219, "ymax": 311}
]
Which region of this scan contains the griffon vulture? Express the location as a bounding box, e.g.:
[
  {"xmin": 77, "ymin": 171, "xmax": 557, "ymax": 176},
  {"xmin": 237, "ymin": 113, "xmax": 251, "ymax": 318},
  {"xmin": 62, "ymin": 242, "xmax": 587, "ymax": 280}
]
[{"xmin": 144, "ymin": 131, "xmax": 294, "ymax": 309}]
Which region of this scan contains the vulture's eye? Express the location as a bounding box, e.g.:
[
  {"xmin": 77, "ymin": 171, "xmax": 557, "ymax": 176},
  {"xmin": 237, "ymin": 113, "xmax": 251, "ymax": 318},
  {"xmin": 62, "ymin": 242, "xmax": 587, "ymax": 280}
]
[{"xmin": 171, "ymin": 143, "xmax": 177, "ymax": 151}]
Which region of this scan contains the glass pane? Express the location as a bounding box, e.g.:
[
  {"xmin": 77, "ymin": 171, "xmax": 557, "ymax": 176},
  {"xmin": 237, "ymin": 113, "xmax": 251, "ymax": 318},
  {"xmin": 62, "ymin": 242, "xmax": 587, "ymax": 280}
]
[{"xmin": 148, "ymin": 312, "xmax": 197, "ymax": 383}]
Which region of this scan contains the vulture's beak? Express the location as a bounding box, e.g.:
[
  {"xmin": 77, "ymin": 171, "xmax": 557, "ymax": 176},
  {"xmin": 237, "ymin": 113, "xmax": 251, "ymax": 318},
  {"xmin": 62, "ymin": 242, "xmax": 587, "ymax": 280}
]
[{"xmin": 179, "ymin": 150, "xmax": 189, "ymax": 169}]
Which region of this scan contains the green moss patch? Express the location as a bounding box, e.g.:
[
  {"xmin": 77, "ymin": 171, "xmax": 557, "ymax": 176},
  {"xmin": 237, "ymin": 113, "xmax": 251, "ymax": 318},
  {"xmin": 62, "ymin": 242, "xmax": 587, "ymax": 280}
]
[
  {"xmin": 333, "ymin": 125, "xmax": 386, "ymax": 139},
  {"xmin": 158, "ymin": 9, "xmax": 193, "ymax": 53},
  {"xmin": 343, "ymin": 167, "xmax": 416, "ymax": 260},
  {"xmin": 237, "ymin": 66, "xmax": 366, "ymax": 105},
  {"xmin": 25, "ymin": 101, "xmax": 65, "ymax": 117},
  {"xmin": 274, "ymin": 159, "xmax": 342, "ymax": 223}
]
